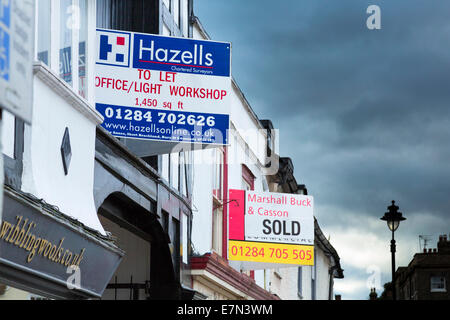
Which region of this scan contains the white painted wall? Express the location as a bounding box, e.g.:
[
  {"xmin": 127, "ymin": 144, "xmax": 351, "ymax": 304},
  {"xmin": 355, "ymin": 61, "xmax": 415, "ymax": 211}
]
[
  {"xmin": 263, "ymin": 246, "xmax": 335, "ymax": 300},
  {"xmin": 21, "ymin": 71, "xmax": 105, "ymax": 234},
  {"xmin": 315, "ymin": 246, "xmax": 332, "ymax": 300},
  {"xmin": 300, "ymin": 266, "xmax": 312, "ymax": 299}
]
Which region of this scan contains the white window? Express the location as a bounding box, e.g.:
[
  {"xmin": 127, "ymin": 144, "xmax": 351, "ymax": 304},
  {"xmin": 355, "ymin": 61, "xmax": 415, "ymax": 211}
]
[
  {"xmin": 430, "ymin": 276, "xmax": 446, "ymax": 292},
  {"xmin": 36, "ymin": 0, "xmax": 94, "ymax": 102}
]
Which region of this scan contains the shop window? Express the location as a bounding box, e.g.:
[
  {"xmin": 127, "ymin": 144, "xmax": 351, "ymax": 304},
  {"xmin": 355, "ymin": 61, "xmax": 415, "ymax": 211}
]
[
  {"xmin": 97, "ymin": 0, "xmax": 158, "ymax": 34},
  {"xmin": 160, "ymin": 152, "xmax": 189, "ymax": 195},
  {"xmin": 36, "ymin": 0, "xmax": 93, "ymax": 100},
  {"xmin": 430, "ymin": 275, "xmax": 446, "ymax": 292},
  {"xmin": 37, "ymin": 0, "xmax": 51, "ymax": 65},
  {"xmin": 78, "ymin": 0, "xmax": 87, "ymax": 98}
]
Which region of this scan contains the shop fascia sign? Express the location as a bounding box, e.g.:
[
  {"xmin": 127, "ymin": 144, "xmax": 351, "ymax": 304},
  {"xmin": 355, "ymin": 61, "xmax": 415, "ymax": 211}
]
[
  {"xmin": 95, "ymin": 28, "xmax": 231, "ymax": 146},
  {"xmin": 0, "ymin": 189, "xmax": 123, "ymax": 298},
  {"xmin": 228, "ymin": 189, "xmax": 314, "ymax": 267},
  {"xmin": 0, "ymin": 0, "xmax": 34, "ymax": 124}
]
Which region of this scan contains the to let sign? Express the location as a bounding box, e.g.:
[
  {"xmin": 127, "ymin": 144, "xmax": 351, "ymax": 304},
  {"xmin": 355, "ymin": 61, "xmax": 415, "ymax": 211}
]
[
  {"xmin": 228, "ymin": 190, "xmax": 314, "ymax": 266},
  {"xmin": 95, "ymin": 28, "xmax": 231, "ymax": 145},
  {"xmin": 0, "ymin": 0, "xmax": 34, "ymax": 124}
]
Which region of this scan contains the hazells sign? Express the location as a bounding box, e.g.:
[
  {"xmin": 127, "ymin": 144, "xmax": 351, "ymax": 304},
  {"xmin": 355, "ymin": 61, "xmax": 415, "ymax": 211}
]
[
  {"xmin": 228, "ymin": 190, "xmax": 314, "ymax": 266},
  {"xmin": 95, "ymin": 28, "xmax": 231, "ymax": 145},
  {"xmin": 0, "ymin": 0, "xmax": 34, "ymax": 123}
]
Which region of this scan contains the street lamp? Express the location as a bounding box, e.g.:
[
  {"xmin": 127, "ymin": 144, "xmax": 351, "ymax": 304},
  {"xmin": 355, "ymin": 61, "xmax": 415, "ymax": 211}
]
[{"xmin": 380, "ymin": 200, "xmax": 406, "ymax": 300}]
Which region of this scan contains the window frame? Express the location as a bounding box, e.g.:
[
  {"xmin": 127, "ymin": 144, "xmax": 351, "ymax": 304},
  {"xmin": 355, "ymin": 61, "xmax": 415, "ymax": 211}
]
[
  {"xmin": 430, "ymin": 275, "xmax": 447, "ymax": 293},
  {"xmin": 161, "ymin": 0, "xmax": 190, "ymax": 37},
  {"xmin": 36, "ymin": 0, "xmax": 95, "ymax": 103},
  {"xmin": 211, "ymin": 205, "xmax": 223, "ymax": 255},
  {"xmin": 242, "ymin": 164, "xmax": 255, "ymax": 191}
]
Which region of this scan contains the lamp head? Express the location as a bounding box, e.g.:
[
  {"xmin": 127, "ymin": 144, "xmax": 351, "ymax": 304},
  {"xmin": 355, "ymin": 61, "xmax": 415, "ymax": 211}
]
[{"xmin": 380, "ymin": 200, "xmax": 406, "ymax": 232}]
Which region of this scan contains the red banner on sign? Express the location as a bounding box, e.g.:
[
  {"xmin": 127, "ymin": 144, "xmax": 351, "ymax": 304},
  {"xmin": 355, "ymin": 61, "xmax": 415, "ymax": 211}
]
[{"xmin": 228, "ymin": 189, "xmax": 245, "ymax": 241}]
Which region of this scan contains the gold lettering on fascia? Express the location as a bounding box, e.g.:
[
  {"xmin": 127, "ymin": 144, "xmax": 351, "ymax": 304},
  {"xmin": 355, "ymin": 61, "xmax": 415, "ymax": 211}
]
[{"xmin": 0, "ymin": 216, "xmax": 86, "ymax": 267}]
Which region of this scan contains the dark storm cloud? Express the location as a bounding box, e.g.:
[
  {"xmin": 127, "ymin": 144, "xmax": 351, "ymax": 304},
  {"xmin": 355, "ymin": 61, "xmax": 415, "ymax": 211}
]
[
  {"xmin": 196, "ymin": 0, "xmax": 450, "ymax": 214},
  {"xmin": 195, "ymin": 0, "xmax": 450, "ymax": 298}
]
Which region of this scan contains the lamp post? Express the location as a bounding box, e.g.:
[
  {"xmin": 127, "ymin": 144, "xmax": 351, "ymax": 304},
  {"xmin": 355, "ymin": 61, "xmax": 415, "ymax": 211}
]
[{"xmin": 380, "ymin": 200, "xmax": 406, "ymax": 301}]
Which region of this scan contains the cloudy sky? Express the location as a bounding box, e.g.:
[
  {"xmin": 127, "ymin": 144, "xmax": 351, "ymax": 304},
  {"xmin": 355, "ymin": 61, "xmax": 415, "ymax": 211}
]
[{"xmin": 195, "ymin": 0, "xmax": 450, "ymax": 299}]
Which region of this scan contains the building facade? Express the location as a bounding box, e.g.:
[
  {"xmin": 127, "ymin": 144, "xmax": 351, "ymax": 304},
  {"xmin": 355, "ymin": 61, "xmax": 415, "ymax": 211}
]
[
  {"xmin": 263, "ymin": 155, "xmax": 344, "ymax": 300},
  {"xmin": 394, "ymin": 234, "xmax": 450, "ymax": 300},
  {"xmin": 1, "ymin": 0, "xmax": 343, "ymax": 300},
  {"xmin": 0, "ymin": 0, "xmax": 195, "ymax": 300},
  {"xmin": 188, "ymin": 16, "xmax": 343, "ymax": 300}
]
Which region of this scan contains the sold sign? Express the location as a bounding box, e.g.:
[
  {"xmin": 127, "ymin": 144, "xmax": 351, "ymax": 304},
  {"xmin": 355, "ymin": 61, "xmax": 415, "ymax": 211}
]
[{"xmin": 228, "ymin": 189, "xmax": 314, "ymax": 266}]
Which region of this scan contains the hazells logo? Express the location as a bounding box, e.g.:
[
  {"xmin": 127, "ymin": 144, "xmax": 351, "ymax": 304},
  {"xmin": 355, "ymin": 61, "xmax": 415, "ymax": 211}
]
[{"xmin": 96, "ymin": 30, "xmax": 131, "ymax": 67}]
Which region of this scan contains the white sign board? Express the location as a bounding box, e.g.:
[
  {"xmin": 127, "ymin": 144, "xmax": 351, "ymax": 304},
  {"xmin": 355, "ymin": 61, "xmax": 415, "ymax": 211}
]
[
  {"xmin": 228, "ymin": 189, "xmax": 315, "ymax": 267},
  {"xmin": 244, "ymin": 191, "xmax": 314, "ymax": 246},
  {"xmin": 95, "ymin": 28, "xmax": 231, "ymax": 145},
  {"xmin": 0, "ymin": 0, "xmax": 34, "ymax": 123}
]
